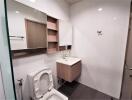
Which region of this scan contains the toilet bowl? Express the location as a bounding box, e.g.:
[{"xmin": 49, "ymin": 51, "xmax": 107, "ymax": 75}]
[{"xmin": 28, "ymin": 68, "xmax": 68, "ymax": 100}]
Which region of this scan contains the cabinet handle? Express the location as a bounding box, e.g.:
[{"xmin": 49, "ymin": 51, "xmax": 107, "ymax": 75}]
[
  {"xmin": 129, "ymin": 75, "xmax": 132, "ymax": 77},
  {"xmin": 129, "ymin": 68, "xmax": 132, "ymax": 70}
]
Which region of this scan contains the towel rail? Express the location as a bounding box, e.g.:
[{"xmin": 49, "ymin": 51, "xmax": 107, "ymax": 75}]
[{"xmin": 9, "ymin": 36, "xmax": 24, "ymax": 40}]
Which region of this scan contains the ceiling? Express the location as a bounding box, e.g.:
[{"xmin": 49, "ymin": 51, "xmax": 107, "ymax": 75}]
[{"xmin": 65, "ymin": 0, "xmax": 82, "ymax": 4}]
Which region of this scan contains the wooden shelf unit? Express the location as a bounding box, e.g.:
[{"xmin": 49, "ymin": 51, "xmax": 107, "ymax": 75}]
[
  {"xmin": 47, "ymin": 48, "xmax": 57, "ymax": 54},
  {"xmin": 47, "ymin": 42, "xmax": 58, "ymax": 53},
  {"xmin": 47, "ymin": 16, "xmax": 58, "ymax": 31},
  {"xmin": 47, "ymin": 30, "xmax": 58, "ymax": 42},
  {"xmin": 47, "ymin": 16, "xmax": 59, "ymax": 53}
]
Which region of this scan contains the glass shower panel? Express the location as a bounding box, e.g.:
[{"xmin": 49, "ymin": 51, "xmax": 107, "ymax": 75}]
[{"xmin": 0, "ymin": 0, "xmax": 16, "ymax": 100}]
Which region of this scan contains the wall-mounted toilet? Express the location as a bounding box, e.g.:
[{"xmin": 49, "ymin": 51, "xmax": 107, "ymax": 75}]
[{"xmin": 28, "ymin": 68, "xmax": 68, "ymax": 100}]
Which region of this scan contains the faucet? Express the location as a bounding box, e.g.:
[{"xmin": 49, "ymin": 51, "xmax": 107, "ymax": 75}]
[
  {"xmin": 62, "ymin": 45, "xmax": 68, "ymax": 59},
  {"xmin": 62, "ymin": 50, "xmax": 67, "ymax": 59}
]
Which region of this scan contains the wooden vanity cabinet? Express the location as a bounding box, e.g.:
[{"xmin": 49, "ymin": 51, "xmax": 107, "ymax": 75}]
[{"xmin": 57, "ymin": 61, "xmax": 81, "ymax": 82}]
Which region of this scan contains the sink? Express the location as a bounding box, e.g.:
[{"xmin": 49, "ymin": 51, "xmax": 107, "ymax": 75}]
[{"xmin": 56, "ymin": 57, "xmax": 81, "ymax": 66}]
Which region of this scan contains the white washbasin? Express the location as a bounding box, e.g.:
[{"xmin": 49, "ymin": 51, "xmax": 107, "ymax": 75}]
[{"xmin": 56, "ymin": 57, "xmax": 81, "ymax": 66}]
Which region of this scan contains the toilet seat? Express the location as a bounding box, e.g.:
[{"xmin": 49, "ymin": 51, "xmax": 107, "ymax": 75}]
[
  {"xmin": 40, "ymin": 89, "xmax": 68, "ymax": 100},
  {"xmin": 28, "ymin": 68, "xmax": 68, "ymax": 100},
  {"xmin": 33, "ymin": 70, "xmax": 53, "ymax": 99}
]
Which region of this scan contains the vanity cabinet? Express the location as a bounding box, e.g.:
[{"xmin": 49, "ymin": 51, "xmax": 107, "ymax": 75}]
[
  {"xmin": 56, "ymin": 58, "xmax": 81, "ymax": 82},
  {"xmin": 58, "ymin": 20, "xmax": 73, "ymax": 46}
]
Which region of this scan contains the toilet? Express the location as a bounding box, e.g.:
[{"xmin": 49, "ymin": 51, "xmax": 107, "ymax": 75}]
[{"xmin": 28, "ymin": 68, "xmax": 68, "ymax": 100}]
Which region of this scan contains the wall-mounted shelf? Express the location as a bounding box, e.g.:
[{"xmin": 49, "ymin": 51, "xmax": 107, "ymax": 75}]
[
  {"xmin": 48, "ymin": 34, "xmax": 58, "ymax": 42},
  {"xmin": 59, "ymin": 45, "xmax": 72, "ymax": 51},
  {"xmin": 12, "ymin": 48, "xmax": 46, "ymax": 59},
  {"xmin": 48, "ymin": 28, "xmax": 58, "ymax": 32},
  {"xmin": 47, "ymin": 16, "xmax": 58, "ymax": 31},
  {"xmin": 47, "ymin": 48, "xmax": 57, "ymax": 54},
  {"xmin": 48, "ymin": 41, "xmax": 58, "ymax": 43},
  {"xmin": 47, "ymin": 24, "xmax": 58, "ymax": 31},
  {"xmin": 12, "ymin": 47, "xmax": 46, "ymax": 53},
  {"xmin": 47, "ymin": 16, "xmax": 59, "ymax": 54}
]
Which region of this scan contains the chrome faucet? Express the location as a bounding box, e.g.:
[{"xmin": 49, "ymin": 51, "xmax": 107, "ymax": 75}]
[{"xmin": 62, "ymin": 45, "xmax": 68, "ymax": 59}]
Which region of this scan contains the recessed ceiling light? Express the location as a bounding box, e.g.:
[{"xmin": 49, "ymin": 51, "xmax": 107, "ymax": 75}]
[
  {"xmin": 98, "ymin": 8, "xmax": 103, "ymax": 12},
  {"xmin": 113, "ymin": 17, "xmax": 117, "ymax": 21},
  {"xmin": 30, "ymin": 0, "xmax": 36, "ymax": 3},
  {"xmin": 15, "ymin": 11, "xmax": 20, "ymax": 14}
]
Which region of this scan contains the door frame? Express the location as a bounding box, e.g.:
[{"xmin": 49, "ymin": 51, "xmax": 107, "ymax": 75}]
[
  {"xmin": 3, "ymin": 0, "xmax": 17, "ymax": 99},
  {"xmin": 120, "ymin": 1, "xmax": 132, "ymax": 100}
]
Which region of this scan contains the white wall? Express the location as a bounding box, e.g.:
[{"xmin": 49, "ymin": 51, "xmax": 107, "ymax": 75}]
[
  {"xmin": 7, "ymin": 0, "xmax": 47, "ymax": 50},
  {"xmin": 7, "ymin": 0, "xmax": 70, "ymax": 100},
  {"xmin": 59, "ymin": 20, "xmax": 73, "ymax": 46},
  {"xmin": 13, "ymin": 53, "xmax": 62, "ymax": 100},
  {"xmin": 15, "ymin": 0, "xmax": 70, "ymax": 21},
  {"xmin": 70, "ymin": 0, "xmax": 131, "ymax": 99}
]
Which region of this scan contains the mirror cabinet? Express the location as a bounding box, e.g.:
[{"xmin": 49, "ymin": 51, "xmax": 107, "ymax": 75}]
[{"xmin": 7, "ymin": 0, "xmax": 72, "ymax": 55}]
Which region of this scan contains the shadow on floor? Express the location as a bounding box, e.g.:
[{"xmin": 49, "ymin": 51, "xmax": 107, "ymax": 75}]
[{"xmin": 58, "ymin": 81, "xmax": 116, "ymax": 100}]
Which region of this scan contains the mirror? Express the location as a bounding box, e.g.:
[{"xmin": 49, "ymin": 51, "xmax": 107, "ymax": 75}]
[
  {"xmin": 59, "ymin": 20, "xmax": 73, "ymax": 46},
  {"xmin": 7, "ymin": 0, "xmax": 47, "ymax": 51}
]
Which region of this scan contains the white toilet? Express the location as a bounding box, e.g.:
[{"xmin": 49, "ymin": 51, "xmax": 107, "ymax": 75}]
[{"xmin": 28, "ymin": 68, "xmax": 68, "ymax": 100}]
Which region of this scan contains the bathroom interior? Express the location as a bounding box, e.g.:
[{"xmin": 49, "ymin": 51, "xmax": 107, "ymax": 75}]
[{"xmin": 1, "ymin": 0, "xmax": 132, "ymax": 100}]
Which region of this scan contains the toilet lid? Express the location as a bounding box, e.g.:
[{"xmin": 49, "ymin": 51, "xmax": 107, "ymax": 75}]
[{"xmin": 33, "ymin": 70, "xmax": 53, "ymax": 99}]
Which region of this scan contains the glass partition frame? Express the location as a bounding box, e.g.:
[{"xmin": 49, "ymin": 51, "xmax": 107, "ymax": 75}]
[{"xmin": 0, "ymin": 0, "xmax": 16, "ymax": 99}]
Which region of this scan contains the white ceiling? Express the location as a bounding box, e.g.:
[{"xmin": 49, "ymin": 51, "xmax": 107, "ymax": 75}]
[{"xmin": 65, "ymin": 0, "xmax": 82, "ymax": 4}]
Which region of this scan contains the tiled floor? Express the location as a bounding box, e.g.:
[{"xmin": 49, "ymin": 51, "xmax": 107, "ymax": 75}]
[{"xmin": 58, "ymin": 81, "xmax": 113, "ymax": 100}]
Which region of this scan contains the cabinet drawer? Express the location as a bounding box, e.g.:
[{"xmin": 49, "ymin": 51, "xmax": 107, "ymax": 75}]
[
  {"xmin": 57, "ymin": 61, "xmax": 81, "ymax": 82},
  {"xmin": 70, "ymin": 61, "xmax": 81, "ymax": 81}
]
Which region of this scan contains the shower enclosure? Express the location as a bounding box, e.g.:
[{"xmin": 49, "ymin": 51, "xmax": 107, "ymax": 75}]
[{"xmin": 0, "ymin": 0, "xmax": 16, "ymax": 100}]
